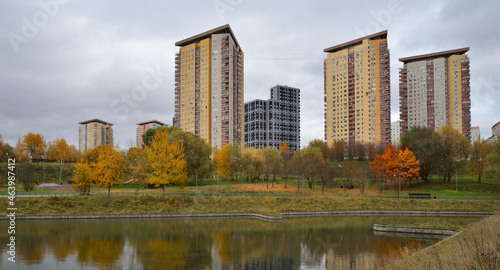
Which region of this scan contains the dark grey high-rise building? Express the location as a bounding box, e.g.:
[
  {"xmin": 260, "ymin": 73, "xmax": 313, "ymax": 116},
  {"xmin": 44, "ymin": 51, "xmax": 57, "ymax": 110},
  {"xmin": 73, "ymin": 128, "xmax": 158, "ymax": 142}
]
[{"xmin": 244, "ymin": 85, "xmax": 300, "ymax": 150}]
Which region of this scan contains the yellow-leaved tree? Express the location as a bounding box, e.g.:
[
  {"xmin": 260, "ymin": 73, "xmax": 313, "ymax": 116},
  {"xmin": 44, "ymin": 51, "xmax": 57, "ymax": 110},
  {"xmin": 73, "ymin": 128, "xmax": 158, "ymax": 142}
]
[
  {"xmin": 145, "ymin": 128, "xmax": 188, "ymax": 192},
  {"xmin": 73, "ymin": 162, "xmax": 94, "ymax": 195},
  {"xmin": 93, "ymin": 145, "xmax": 125, "ymax": 195},
  {"xmin": 212, "ymin": 144, "xmax": 232, "ymax": 180}
]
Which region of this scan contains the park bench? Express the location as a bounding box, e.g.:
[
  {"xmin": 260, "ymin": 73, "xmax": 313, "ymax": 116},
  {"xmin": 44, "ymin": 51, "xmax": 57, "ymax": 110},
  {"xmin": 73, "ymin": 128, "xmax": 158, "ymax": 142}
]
[{"xmin": 408, "ymin": 193, "xmax": 431, "ymax": 199}]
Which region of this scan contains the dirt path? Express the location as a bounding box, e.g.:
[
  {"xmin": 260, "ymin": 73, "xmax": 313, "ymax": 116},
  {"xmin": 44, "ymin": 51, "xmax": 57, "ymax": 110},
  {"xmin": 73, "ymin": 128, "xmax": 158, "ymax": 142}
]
[{"xmin": 237, "ymin": 183, "xmax": 382, "ymax": 195}]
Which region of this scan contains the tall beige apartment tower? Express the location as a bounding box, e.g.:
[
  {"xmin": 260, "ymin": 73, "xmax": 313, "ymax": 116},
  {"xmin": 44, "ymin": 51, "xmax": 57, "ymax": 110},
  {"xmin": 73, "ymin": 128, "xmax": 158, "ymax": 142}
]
[
  {"xmin": 324, "ymin": 30, "xmax": 391, "ymax": 147},
  {"xmin": 78, "ymin": 119, "xmax": 113, "ymax": 151},
  {"xmin": 399, "ymin": 48, "xmax": 471, "ymax": 140},
  {"xmin": 173, "ymin": 24, "xmax": 244, "ymax": 148}
]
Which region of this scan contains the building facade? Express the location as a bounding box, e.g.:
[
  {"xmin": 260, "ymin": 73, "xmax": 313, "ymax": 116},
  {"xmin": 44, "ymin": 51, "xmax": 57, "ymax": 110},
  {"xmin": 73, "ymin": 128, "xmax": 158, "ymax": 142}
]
[
  {"xmin": 173, "ymin": 24, "xmax": 244, "ymax": 148},
  {"xmin": 136, "ymin": 120, "xmax": 167, "ymax": 149},
  {"xmin": 487, "ymin": 121, "xmax": 500, "ymax": 143},
  {"xmin": 391, "ymin": 120, "xmax": 401, "ymax": 145},
  {"xmin": 399, "ymin": 48, "xmax": 471, "ymax": 140},
  {"xmin": 244, "ymin": 85, "xmax": 300, "ymax": 151},
  {"xmin": 470, "ymin": 126, "xmax": 480, "ymax": 142},
  {"xmin": 324, "ymin": 30, "xmax": 391, "ymax": 147},
  {"xmin": 78, "ymin": 119, "xmax": 113, "ymax": 151}
]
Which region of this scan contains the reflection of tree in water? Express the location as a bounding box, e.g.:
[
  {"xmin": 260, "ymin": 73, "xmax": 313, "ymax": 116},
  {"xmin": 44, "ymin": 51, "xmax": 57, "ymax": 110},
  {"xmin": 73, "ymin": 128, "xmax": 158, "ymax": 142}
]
[
  {"xmin": 370, "ymin": 236, "xmax": 431, "ymax": 267},
  {"xmin": 74, "ymin": 236, "xmax": 124, "ymax": 269},
  {"xmin": 2, "ymin": 217, "xmax": 453, "ymax": 269}
]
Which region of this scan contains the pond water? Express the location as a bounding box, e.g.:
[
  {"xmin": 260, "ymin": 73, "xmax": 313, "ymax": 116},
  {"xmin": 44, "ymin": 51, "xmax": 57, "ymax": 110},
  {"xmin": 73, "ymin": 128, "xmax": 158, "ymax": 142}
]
[{"xmin": 0, "ymin": 216, "xmax": 480, "ymax": 269}]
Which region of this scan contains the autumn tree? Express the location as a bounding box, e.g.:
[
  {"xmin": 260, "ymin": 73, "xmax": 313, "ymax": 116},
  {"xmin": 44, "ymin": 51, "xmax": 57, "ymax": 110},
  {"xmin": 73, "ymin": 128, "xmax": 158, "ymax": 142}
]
[
  {"xmin": 73, "ymin": 162, "xmax": 93, "ymax": 195},
  {"xmin": 485, "ymin": 140, "xmax": 500, "ymax": 184},
  {"xmin": 397, "ymin": 148, "xmax": 421, "ymax": 185},
  {"xmin": 468, "ymin": 136, "xmax": 493, "ymax": 182},
  {"xmin": 331, "ymin": 140, "xmax": 346, "ymax": 162},
  {"xmin": 262, "ymin": 147, "xmax": 282, "ymax": 188},
  {"xmin": 241, "ymin": 147, "xmax": 265, "ymax": 182},
  {"xmin": 317, "ymin": 158, "xmax": 336, "ymax": 194},
  {"xmin": 167, "ymin": 126, "xmax": 212, "ymax": 182},
  {"xmin": 279, "ymin": 140, "xmax": 294, "ymax": 161},
  {"xmin": 212, "ymin": 144, "xmax": 232, "ymax": 180},
  {"xmin": 16, "ymin": 132, "xmax": 47, "ymax": 161},
  {"xmin": 437, "ymin": 125, "xmax": 470, "ymax": 181},
  {"xmin": 48, "ymin": 138, "xmax": 71, "ymax": 163},
  {"xmin": 291, "ymin": 146, "xmax": 322, "ymax": 189},
  {"xmin": 125, "ymin": 147, "xmax": 148, "ymax": 194},
  {"xmin": 369, "ymin": 144, "xmax": 420, "ymax": 187},
  {"xmin": 93, "ymin": 145, "xmax": 125, "ymax": 195},
  {"xmin": 0, "ymin": 134, "xmax": 13, "ymax": 162},
  {"xmin": 19, "ymin": 163, "xmax": 36, "ymax": 191},
  {"xmin": 401, "ymin": 126, "xmax": 442, "ymax": 181},
  {"xmin": 145, "ymin": 128, "xmax": 188, "ymax": 191}
]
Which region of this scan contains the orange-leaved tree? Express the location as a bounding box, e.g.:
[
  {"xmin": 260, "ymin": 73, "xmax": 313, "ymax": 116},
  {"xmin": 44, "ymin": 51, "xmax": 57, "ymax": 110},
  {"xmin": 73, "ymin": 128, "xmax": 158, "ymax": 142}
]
[
  {"xmin": 145, "ymin": 128, "xmax": 188, "ymax": 192},
  {"xmin": 370, "ymin": 144, "xmax": 420, "ymax": 187},
  {"xmin": 397, "ymin": 148, "xmax": 420, "ymax": 185},
  {"xmin": 93, "ymin": 145, "xmax": 125, "ymax": 195}
]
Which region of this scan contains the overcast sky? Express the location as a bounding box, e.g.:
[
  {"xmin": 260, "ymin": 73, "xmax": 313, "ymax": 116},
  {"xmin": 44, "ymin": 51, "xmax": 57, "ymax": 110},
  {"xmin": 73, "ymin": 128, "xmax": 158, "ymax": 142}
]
[{"xmin": 1, "ymin": 0, "xmax": 499, "ymax": 149}]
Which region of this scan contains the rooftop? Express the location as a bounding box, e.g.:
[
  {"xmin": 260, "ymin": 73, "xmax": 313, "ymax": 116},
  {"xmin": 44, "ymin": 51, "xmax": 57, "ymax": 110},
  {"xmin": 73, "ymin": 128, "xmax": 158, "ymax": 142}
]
[
  {"xmin": 137, "ymin": 119, "xmax": 167, "ymax": 126},
  {"xmin": 79, "ymin": 118, "xmax": 113, "ymax": 126},
  {"xmin": 324, "ymin": 30, "xmax": 387, "ymax": 53},
  {"xmin": 175, "ymin": 24, "xmax": 241, "ymax": 48},
  {"xmin": 399, "ymin": 47, "xmax": 469, "ymax": 63}
]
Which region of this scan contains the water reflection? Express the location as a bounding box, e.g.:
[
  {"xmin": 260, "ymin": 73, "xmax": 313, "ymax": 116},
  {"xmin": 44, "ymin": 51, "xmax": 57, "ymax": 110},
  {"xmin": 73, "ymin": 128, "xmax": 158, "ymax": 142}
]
[{"xmin": 0, "ymin": 216, "xmax": 479, "ymax": 269}]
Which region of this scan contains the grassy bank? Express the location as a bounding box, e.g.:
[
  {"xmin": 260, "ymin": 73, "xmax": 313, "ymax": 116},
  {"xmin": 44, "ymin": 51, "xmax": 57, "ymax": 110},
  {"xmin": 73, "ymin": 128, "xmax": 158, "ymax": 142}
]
[
  {"xmin": 1, "ymin": 193, "xmax": 499, "ymax": 216},
  {"xmin": 386, "ymin": 214, "xmax": 500, "ymax": 270}
]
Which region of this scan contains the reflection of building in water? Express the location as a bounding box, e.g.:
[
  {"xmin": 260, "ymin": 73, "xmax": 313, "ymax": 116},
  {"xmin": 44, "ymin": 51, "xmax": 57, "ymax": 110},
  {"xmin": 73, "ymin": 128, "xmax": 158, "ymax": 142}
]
[
  {"xmin": 244, "ymin": 257, "xmax": 297, "ymax": 270},
  {"xmin": 325, "ymin": 248, "xmax": 375, "ymax": 270}
]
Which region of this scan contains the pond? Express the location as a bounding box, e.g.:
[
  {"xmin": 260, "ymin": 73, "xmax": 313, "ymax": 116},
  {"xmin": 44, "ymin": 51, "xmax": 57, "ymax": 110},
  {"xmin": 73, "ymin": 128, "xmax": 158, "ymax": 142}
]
[{"xmin": 0, "ymin": 216, "xmax": 480, "ymax": 269}]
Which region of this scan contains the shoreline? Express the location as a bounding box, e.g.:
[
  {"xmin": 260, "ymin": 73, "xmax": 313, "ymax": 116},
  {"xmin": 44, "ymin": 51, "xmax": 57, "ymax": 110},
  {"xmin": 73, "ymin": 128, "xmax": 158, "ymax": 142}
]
[{"xmin": 1, "ymin": 210, "xmax": 493, "ymax": 221}]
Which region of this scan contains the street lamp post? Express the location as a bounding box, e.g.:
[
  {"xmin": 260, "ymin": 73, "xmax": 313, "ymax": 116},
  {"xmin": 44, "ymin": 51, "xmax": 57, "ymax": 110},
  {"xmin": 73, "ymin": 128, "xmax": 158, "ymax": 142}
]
[{"xmin": 195, "ymin": 170, "xmax": 198, "ymax": 193}]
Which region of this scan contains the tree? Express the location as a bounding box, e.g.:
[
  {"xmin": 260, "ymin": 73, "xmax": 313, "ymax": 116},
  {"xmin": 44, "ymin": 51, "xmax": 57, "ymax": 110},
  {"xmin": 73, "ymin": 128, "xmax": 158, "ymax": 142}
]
[
  {"xmin": 291, "ymin": 146, "xmax": 322, "ymax": 189},
  {"xmin": 145, "ymin": 128, "xmax": 188, "ymax": 191},
  {"xmin": 125, "ymin": 147, "xmax": 148, "ymax": 194},
  {"xmin": 331, "ymin": 140, "xmax": 346, "ymax": 162},
  {"xmin": 437, "ymin": 125, "xmax": 471, "ymax": 181},
  {"xmin": 0, "ymin": 135, "xmax": 14, "ymax": 162},
  {"xmin": 340, "ymin": 161, "xmax": 359, "ymax": 191},
  {"xmin": 485, "ymin": 140, "xmax": 500, "ymax": 185},
  {"xmin": 167, "ymin": 127, "xmax": 212, "ymax": 182},
  {"xmin": 16, "ymin": 132, "xmax": 47, "ymax": 161},
  {"xmin": 241, "ymin": 147, "xmax": 265, "ymax": 182},
  {"xmin": 212, "ymin": 144, "xmax": 232, "ymax": 180},
  {"xmin": 93, "ymin": 145, "xmax": 125, "ymax": 195},
  {"xmin": 48, "ymin": 138, "xmax": 71, "ymax": 163},
  {"xmin": 141, "ymin": 127, "xmax": 166, "ymax": 148},
  {"xmin": 317, "ymin": 158, "xmax": 336, "ymax": 194},
  {"xmin": 19, "ymin": 163, "xmax": 36, "ymax": 191},
  {"xmin": 369, "ymin": 145, "xmax": 420, "ymax": 188},
  {"xmin": 73, "ymin": 162, "xmax": 93, "ymax": 195},
  {"xmin": 401, "ymin": 126, "xmax": 442, "ymax": 181},
  {"xmin": 468, "ymin": 136, "xmax": 493, "ymax": 182},
  {"xmin": 262, "ymin": 147, "xmax": 282, "ymax": 189},
  {"xmin": 396, "ymin": 148, "xmax": 421, "ymax": 185},
  {"xmin": 279, "ymin": 140, "xmax": 294, "ymax": 161}
]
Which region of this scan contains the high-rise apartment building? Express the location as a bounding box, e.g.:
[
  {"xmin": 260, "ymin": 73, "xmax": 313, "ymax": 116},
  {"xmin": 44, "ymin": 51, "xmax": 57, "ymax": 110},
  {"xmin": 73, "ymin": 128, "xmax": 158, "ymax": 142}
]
[
  {"xmin": 244, "ymin": 85, "xmax": 300, "ymax": 151},
  {"xmin": 399, "ymin": 48, "xmax": 471, "ymax": 140},
  {"xmin": 470, "ymin": 126, "xmax": 480, "ymax": 142},
  {"xmin": 173, "ymin": 24, "xmax": 244, "ymax": 148},
  {"xmin": 324, "ymin": 30, "xmax": 391, "ymax": 147},
  {"xmin": 136, "ymin": 120, "xmax": 167, "ymax": 149},
  {"xmin": 391, "ymin": 120, "xmax": 401, "ymax": 145},
  {"xmin": 78, "ymin": 119, "xmax": 113, "ymax": 151}
]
